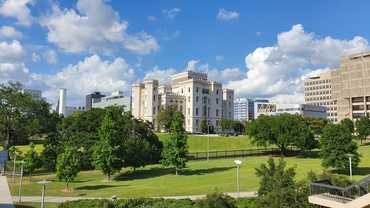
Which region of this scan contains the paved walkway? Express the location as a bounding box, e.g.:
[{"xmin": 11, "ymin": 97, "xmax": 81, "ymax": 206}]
[{"xmin": 0, "ymin": 176, "xmax": 15, "ymax": 208}]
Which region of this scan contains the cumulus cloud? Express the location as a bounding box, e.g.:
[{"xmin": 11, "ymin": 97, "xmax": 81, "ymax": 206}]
[
  {"xmin": 31, "ymin": 52, "xmax": 40, "ymax": 62},
  {"xmin": 0, "ymin": 0, "xmax": 35, "ymax": 26},
  {"xmin": 0, "ymin": 26, "xmax": 23, "ymax": 39},
  {"xmin": 0, "ymin": 40, "xmax": 26, "ymax": 63},
  {"xmin": 220, "ymin": 67, "xmax": 246, "ymax": 81},
  {"xmin": 0, "ymin": 63, "xmax": 31, "ymax": 84},
  {"xmin": 42, "ymin": 49, "xmax": 58, "ymax": 64},
  {"xmin": 144, "ymin": 66, "xmax": 176, "ymax": 85},
  {"xmin": 39, "ymin": 0, "xmax": 160, "ymax": 55},
  {"xmin": 226, "ymin": 24, "xmax": 370, "ymax": 102},
  {"xmin": 215, "ymin": 55, "xmax": 224, "ymax": 62},
  {"xmin": 31, "ymin": 55, "xmax": 136, "ymax": 106},
  {"xmin": 162, "ymin": 7, "xmax": 181, "ymax": 19},
  {"xmin": 217, "ymin": 8, "xmax": 239, "ymax": 20},
  {"xmin": 184, "ymin": 60, "xmax": 199, "ymax": 71},
  {"xmin": 255, "ymin": 31, "xmax": 261, "ymax": 36}
]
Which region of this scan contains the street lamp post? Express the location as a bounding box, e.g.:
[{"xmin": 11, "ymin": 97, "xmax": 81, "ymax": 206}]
[
  {"xmin": 12, "ymin": 151, "xmax": 17, "ymax": 183},
  {"xmin": 346, "ymin": 153, "xmax": 354, "ymax": 180},
  {"xmin": 38, "ymin": 179, "xmax": 52, "ymax": 208},
  {"xmin": 18, "ymin": 160, "xmax": 26, "ymax": 203},
  {"xmin": 234, "ymin": 160, "xmax": 242, "ymax": 197},
  {"xmin": 207, "ymin": 124, "xmax": 211, "ymax": 162}
]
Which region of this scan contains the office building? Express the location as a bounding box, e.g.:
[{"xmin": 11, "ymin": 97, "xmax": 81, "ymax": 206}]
[
  {"xmin": 86, "ymin": 92, "xmax": 105, "ymax": 110},
  {"xmin": 254, "ymin": 103, "xmax": 327, "ymax": 119},
  {"xmin": 92, "ymin": 91, "xmax": 132, "ymax": 111},
  {"xmin": 234, "ymin": 98, "xmax": 268, "ymax": 121}
]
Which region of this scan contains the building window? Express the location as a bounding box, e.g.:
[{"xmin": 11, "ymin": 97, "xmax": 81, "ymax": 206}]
[
  {"xmin": 216, "ymin": 120, "xmax": 219, "ymax": 126},
  {"xmin": 196, "ymin": 96, "xmax": 199, "ymax": 102},
  {"xmin": 187, "ymin": 119, "xmax": 190, "ymax": 126},
  {"xmin": 216, "ymin": 90, "xmax": 219, "ymax": 95},
  {"xmin": 153, "ymin": 95, "xmax": 156, "ymax": 101},
  {"xmin": 196, "ymin": 119, "xmax": 199, "ymax": 126},
  {"xmin": 229, "ymin": 102, "xmax": 231, "ymax": 107},
  {"xmin": 170, "ymin": 100, "xmax": 173, "ymax": 103},
  {"xmin": 229, "ymin": 95, "xmax": 231, "ymax": 99},
  {"xmin": 153, "ymin": 107, "xmax": 155, "ymax": 115},
  {"xmin": 153, "ymin": 87, "xmax": 156, "ymax": 91},
  {"xmin": 196, "ymin": 87, "xmax": 199, "ymax": 92},
  {"xmin": 188, "ymin": 108, "xmax": 190, "ymax": 115},
  {"xmin": 229, "ymin": 112, "xmax": 231, "ymax": 118},
  {"xmin": 216, "ymin": 109, "xmax": 219, "ymax": 116},
  {"xmin": 181, "ymin": 89, "xmax": 183, "ymax": 93},
  {"xmin": 188, "ymin": 96, "xmax": 190, "ymax": 102},
  {"xmin": 196, "ymin": 108, "xmax": 199, "ymax": 116},
  {"xmin": 203, "ymin": 97, "xmax": 207, "ymax": 104},
  {"xmin": 216, "ymin": 99, "xmax": 219, "ymax": 104}
]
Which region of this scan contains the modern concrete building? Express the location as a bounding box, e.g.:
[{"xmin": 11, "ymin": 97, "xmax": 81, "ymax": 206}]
[
  {"xmin": 304, "ymin": 51, "xmax": 370, "ymax": 123},
  {"xmin": 254, "ymin": 102, "xmax": 327, "ymax": 119},
  {"xmin": 92, "ymin": 91, "xmax": 132, "ymax": 111},
  {"xmin": 304, "ymin": 72, "xmax": 337, "ymax": 123},
  {"xmin": 21, "ymin": 89, "xmax": 46, "ymax": 101},
  {"xmin": 58, "ymin": 88, "xmax": 67, "ymax": 117},
  {"xmin": 132, "ymin": 70, "xmax": 234, "ymax": 133},
  {"xmin": 234, "ymin": 98, "xmax": 269, "ymax": 121},
  {"xmin": 86, "ymin": 92, "xmax": 105, "ymax": 110}
]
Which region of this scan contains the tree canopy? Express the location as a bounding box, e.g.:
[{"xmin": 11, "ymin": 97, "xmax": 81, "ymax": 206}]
[
  {"xmin": 355, "ymin": 116, "xmax": 370, "ymax": 145},
  {"xmin": 246, "ymin": 113, "xmax": 317, "ymax": 155},
  {"xmin": 319, "ymin": 123, "xmax": 361, "ymax": 172},
  {"xmin": 23, "ymin": 142, "xmax": 42, "ymax": 181},
  {"xmin": 0, "ymin": 81, "xmax": 51, "ymax": 148},
  {"xmin": 161, "ymin": 111, "xmax": 189, "ymax": 175},
  {"xmin": 156, "ymin": 104, "xmax": 184, "ymax": 132},
  {"xmin": 56, "ymin": 147, "xmax": 80, "ymax": 190}
]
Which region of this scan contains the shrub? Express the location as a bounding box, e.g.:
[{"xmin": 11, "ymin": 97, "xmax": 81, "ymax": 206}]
[{"xmin": 195, "ymin": 189, "xmax": 237, "ymax": 208}]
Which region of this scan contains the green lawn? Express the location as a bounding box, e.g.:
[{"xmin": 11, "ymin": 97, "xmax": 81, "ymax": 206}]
[{"xmin": 7, "ymin": 144, "xmax": 370, "ymax": 199}]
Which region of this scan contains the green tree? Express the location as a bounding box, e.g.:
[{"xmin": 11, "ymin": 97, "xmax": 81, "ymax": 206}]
[
  {"xmin": 246, "ymin": 113, "xmax": 317, "ymax": 155},
  {"xmin": 340, "ymin": 118, "xmax": 354, "ymax": 139},
  {"xmin": 355, "ymin": 116, "xmax": 370, "ymax": 145},
  {"xmin": 196, "ymin": 188, "xmax": 237, "ymax": 208},
  {"xmin": 123, "ymin": 136, "xmax": 150, "ymax": 171},
  {"xmin": 303, "ymin": 115, "xmax": 328, "ymax": 136},
  {"xmin": 200, "ymin": 115, "xmax": 207, "ymax": 133},
  {"xmin": 156, "ymin": 104, "xmax": 183, "ymax": 132},
  {"xmin": 92, "ymin": 106, "xmax": 124, "ymax": 180},
  {"xmin": 23, "ymin": 142, "xmax": 42, "ymax": 181},
  {"xmin": 56, "ymin": 147, "xmax": 80, "ymax": 190},
  {"xmin": 0, "ymin": 81, "xmax": 51, "ymax": 148},
  {"xmin": 219, "ymin": 118, "xmax": 235, "ymax": 130},
  {"xmin": 161, "ymin": 111, "xmax": 189, "ymax": 175},
  {"xmin": 319, "ymin": 123, "xmax": 361, "ymax": 172}
]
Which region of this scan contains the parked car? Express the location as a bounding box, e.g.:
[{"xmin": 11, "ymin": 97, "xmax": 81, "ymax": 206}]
[
  {"xmin": 228, "ymin": 132, "xmax": 238, "ymax": 136},
  {"xmin": 185, "ymin": 131, "xmax": 192, "ymax": 135},
  {"xmin": 218, "ymin": 133, "xmax": 229, "ymax": 137},
  {"xmin": 194, "ymin": 131, "xmax": 203, "ymax": 135}
]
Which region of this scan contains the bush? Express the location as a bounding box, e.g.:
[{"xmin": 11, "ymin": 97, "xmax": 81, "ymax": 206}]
[
  {"xmin": 58, "ymin": 199, "xmax": 115, "ymax": 208},
  {"xmin": 195, "ymin": 189, "xmax": 237, "ymax": 208}
]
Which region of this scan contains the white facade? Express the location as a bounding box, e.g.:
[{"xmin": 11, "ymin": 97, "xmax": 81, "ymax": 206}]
[
  {"xmin": 132, "ymin": 70, "xmax": 234, "ymax": 133},
  {"xmin": 59, "ymin": 88, "xmax": 67, "ymax": 117},
  {"xmin": 22, "ymin": 89, "xmax": 46, "ymax": 101},
  {"xmin": 234, "ymin": 98, "xmax": 269, "ymax": 121},
  {"xmin": 254, "ymin": 103, "xmax": 327, "ymax": 119},
  {"xmin": 92, "ymin": 91, "xmax": 132, "ymax": 111}
]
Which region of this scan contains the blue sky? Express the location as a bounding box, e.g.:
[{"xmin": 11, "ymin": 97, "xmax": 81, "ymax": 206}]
[{"xmin": 1, "ymin": 0, "xmax": 370, "ymax": 108}]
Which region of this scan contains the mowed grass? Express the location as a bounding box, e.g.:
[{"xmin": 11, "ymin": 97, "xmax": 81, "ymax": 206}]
[{"xmin": 7, "ymin": 144, "xmax": 370, "ymax": 199}]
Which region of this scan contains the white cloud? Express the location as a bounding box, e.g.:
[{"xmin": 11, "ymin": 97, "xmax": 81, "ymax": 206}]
[
  {"xmin": 171, "ymin": 30, "xmax": 180, "ymax": 38},
  {"xmin": 42, "ymin": 49, "xmax": 58, "ymax": 64},
  {"xmin": 0, "ymin": 0, "xmax": 34, "ymax": 26},
  {"xmin": 220, "ymin": 67, "xmax": 246, "ymax": 81},
  {"xmin": 0, "ymin": 26, "xmax": 23, "ymax": 38},
  {"xmin": 144, "ymin": 66, "xmax": 176, "ymax": 85},
  {"xmin": 255, "ymin": 31, "xmax": 261, "ymax": 36},
  {"xmin": 217, "ymin": 8, "xmax": 239, "ymax": 20},
  {"xmin": 215, "ymin": 55, "xmax": 224, "ymax": 62},
  {"xmin": 0, "ymin": 40, "xmax": 26, "ymax": 63},
  {"xmin": 162, "ymin": 7, "xmax": 181, "ymax": 19},
  {"xmin": 226, "ymin": 24, "xmax": 370, "ymax": 102},
  {"xmin": 31, "ymin": 55, "xmax": 136, "ymax": 106},
  {"xmin": 148, "ymin": 15, "xmax": 157, "ymax": 21},
  {"xmin": 184, "ymin": 60, "xmax": 199, "ymax": 71},
  {"xmin": 31, "ymin": 52, "xmax": 40, "ymax": 62},
  {"xmin": 0, "ymin": 63, "xmax": 32, "ymax": 85},
  {"xmin": 39, "ymin": 0, "xmax": 160, "ymax": 55}
]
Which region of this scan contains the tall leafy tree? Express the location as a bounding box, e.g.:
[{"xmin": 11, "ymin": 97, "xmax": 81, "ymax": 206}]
[
  {"xmin": 320, "ymin": 123, "xmax": 361, "ymax": 172},
  {"xmin": 0, "ymin": 81, "xmax": 51, "ymax": 148},
  {"xmin": 303, "ymin": 115, "xmax": 328, "ymax": 136},
  {"xmin": 219, "ymin": 118, "xmax": 235, "ymax": 130},
  {"xmin": 340, "ymin": 118, "xmax": 354, "ymax": 139},
  {"xmin": 56, "ymin": 147, "xmax": 80, "ymax": 190},
  {"xmin": 156, "ymin": 104, "xmax": 183, "ymax": 132},
  {"xmin": 355, "ymin": 116, "xmax": 370, "ymax": 145},
  {"xmin": 92, "ymin": 106, "xmax": 125, "ymax": 180},
  {"xmin": 246, "ymin": 113, "xmax": 317, "ymax": 155},
  {"xmin": 200, "ymin": 115, "xmax": 207, "ymax": 133},
  {"xmin": 161, "ymin": 111, "xmax": 189, "ymax": 175},
  {"xmin": 23, "ymin": 142, "xmax": 42, "ymax": 181}
]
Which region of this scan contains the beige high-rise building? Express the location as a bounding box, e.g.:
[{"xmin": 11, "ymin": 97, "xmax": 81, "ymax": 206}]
[
  {"xmin": 304, "ymin": 51, "xmax": 370, "ymax": 123},
  {"xmin": 132, "ymin": 70, "xmax": 234, "ymax": 133}
]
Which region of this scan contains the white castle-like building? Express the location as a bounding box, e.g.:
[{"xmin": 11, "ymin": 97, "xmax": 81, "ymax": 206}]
[{"xmin": 132, "ymin": 70, "xmax": 234, "ymax": 133}]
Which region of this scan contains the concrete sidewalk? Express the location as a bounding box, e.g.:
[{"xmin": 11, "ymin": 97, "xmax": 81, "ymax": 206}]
[
  {"xmin": 0, "ymin": 176, "xmax": 15, "ymax": 208},
  {"xmin": 11, "ymin": 192, "xmax": 257, "ymax": 203}
]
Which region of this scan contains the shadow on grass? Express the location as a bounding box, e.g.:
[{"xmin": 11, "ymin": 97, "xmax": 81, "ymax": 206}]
[
  {"xmin": 114, "ymin": 166, "xmax": 233, "ymax": 181},
  {"xmin": 290, "ymin": 150, "xmax": 320, "ymax": 159},
  {"xmin": 14, "ymin": 205, "xmax": 34, "ymax": 208},
  {"xmin": 353, "ymin": 167, "xmax": 370, "ymax": 176},
  {"xmin": 76, "ymin": 184, "xmax": 128, "ymax": 190}
]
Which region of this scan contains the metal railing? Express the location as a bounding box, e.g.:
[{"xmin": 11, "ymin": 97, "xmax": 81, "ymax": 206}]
[{"xmin": 310, "ymin": 175, "xmax": 370, "ymax": 203}]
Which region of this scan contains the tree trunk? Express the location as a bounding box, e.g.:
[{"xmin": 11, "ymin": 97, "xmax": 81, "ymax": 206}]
[
  {"xmin": 175, "ymin": 169, "xmax": 178, "ymax": 176},
  {"xmin": 107, "ymin": 172, "xmax": 111, "ymax": 181},
  {"xmin": 134, "ymin": 167, "xmax": 136, "ymax": 172},
  {"xmin": 29, "ymin": 172, "xmax": 32, "ymax": 181},
  {"xmin": 67, "ymin": 182, "xmax": 69, "ymax": 190}
]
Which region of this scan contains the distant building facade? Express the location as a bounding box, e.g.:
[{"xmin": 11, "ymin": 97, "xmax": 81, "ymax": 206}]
[
  {"xmin": 22, "ymin": 89, "xmax": 46, "ymax": 101},
  {"xmin": 86, "ymin": 92, "xmax": 105, "ymax": 110},
  {"xmin": 92, "ymin": 91, "xmax": 132, "ymax": 111},
  {"xmin": 234, "ymin": 98, "xmax": 269, "ymax": 121},
  {"xmin": 304, "ymin": 51, "xmax": 370, "ymax": 123},
  {"xmin": 132, "ymin": 70, "xmax": 234, "ymax": 133},
  {"xmin": 254, "ymin": 102, "xmax": 327, "ymax": 119}
]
